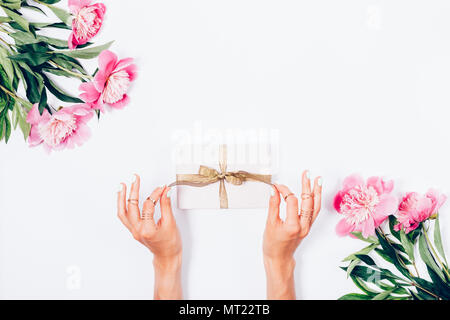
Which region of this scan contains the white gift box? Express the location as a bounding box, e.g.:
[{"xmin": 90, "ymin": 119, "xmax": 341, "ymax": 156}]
[{"xmin": 174, "ymin": 143, "xmax": 275, "ymax": 209}]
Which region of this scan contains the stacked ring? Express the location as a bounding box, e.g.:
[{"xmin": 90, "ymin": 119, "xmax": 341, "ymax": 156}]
[
  {"xmin": 128, "ymin": 199, "xmax": 139, "ymax": 205},
  {"xmin": 284, "ymin": 193, "xmax": 295, "ymax": 201},
  {"xmin": 301, "ymin": 193, "xmax": 313, "ymax": 200},
  {"xmin": 142, "ymin": 210, "xmax": 152, "ymax": 220},
  {"xmin": 300, "ymin": 208, "xmax": 314, "ymax": 220}
]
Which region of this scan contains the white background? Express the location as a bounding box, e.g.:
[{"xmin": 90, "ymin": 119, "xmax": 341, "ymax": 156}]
[{"xmin": 1, "ymin": 0, "xmax": 450, "ymax": 299}]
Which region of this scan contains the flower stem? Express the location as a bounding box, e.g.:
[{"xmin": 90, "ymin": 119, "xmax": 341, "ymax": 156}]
[
  {"xmin": 0, "ymin": 84, "xmax": 33, "ymax": 109},
  {"xmin": 410, "ymin": 282, "xmax": 441, "ymax": 300},
  {"xmin": 48, "ymin": 61, "xmax": 93, "ymax": 81},
  {"xmin": 412, "ymin": 262, "xmax": 420, "ymax": 278},
  {"xmin": 423, "ymin": 224, "xmax": 450, "ymax": 279},
  {"xmin": 378, "ymin": 227, "xmax": 416, "ymax": 278}
]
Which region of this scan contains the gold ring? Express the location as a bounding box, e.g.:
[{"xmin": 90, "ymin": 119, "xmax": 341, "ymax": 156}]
[
  {"xmin": 301, "ymin": 193, "xmax": 313, "ymax": 200},
  {"xmin": 284, "ymin": 193, "xmax": 295, "ymax": 201},
  {"xmin": 128, "ymin": 199, "xmax": 139, "ymax": 205},
  {"xmin": 147, "ymin": 197, "xmax": 157, "ymax": 205}
]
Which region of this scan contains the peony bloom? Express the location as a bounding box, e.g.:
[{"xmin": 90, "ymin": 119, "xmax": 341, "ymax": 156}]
[
  {"xmin": 394, "ymin": 190, "xmax": 447, "ymax": 234},
  {"xmin": 68, "ymin": 0, "xmax": 106, "ymax": 50},
  {"xmin": 27, "ymin": 104, "xmax": 93, "ymax": 152},
  {"xmin": 79, "ymin": 50, "xmax": 137, "ymax": 112},
  {"xmin": 334, "ymin": 174, "xmax": 397, "ymax": 238}
]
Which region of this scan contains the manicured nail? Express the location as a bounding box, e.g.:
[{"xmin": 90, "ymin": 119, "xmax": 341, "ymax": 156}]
[
  {"xmin": 305, "ymin": 171, "xmax": 310, "ymax": 179},
  {"xmin": 318, "ymin": 177, "xmax": 323, "ymax": 186},
  {"xmin": 118, "ymin": 184, "xmax": 123, "ymax": 192},
  {"xmin": 131, "ymin": 174, "xmax": 137, "ymax": 184},
  {"xmin": 270, "ymin": 187, "xmax": 275, "ymax": 197},
  {"xmin": 166, "ymin": 188, "xmax": 173, "ymax": 198}
]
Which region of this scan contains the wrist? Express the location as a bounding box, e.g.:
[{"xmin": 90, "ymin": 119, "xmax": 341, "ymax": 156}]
[
  {"xmin": 263, "ymin": 255, "xmax": 296, "ymax": 300},
  {"xmin": 153, "ymin": 253, "xmax": 182, "ymax": 275},
  {"xmin": 153, "ymin": 253, "xmax": 183, "ymax": 300},
  {"xmin": 263, "ymin": 255, "xmax": 296, "ymax": 276}
]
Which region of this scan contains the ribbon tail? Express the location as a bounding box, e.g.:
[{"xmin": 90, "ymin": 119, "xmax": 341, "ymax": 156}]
[{"xmin": 219, "ymin": 179, "xmax": 228, "ymax": 209}]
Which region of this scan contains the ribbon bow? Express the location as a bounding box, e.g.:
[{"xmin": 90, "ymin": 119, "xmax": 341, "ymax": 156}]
[{"xmin": 169, "ymin": 145, "xmax": 272, "ymax": 208}]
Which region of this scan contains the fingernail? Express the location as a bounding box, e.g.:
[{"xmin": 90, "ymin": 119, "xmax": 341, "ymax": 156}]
[
  {"xmin": 131, "ymin": 174, "xmax": 137, "ymax": 184},
  {"xmin": 270, "ymin": 187, "xmax": 275, "ymax": 197},
  {"xmin": 118, "ymin": 184, "xmax": 123, "ymax": 192},
  {"xmin": 318, "ymin": 177, "xmax": 323, "ymax": 186},
  {"xmin": 166, "ymin": 188, "xmax": 173, "ymax": 198},
  {"xmin": 305, "ymin": 171, "xmax": 310, "ymax": 179}
]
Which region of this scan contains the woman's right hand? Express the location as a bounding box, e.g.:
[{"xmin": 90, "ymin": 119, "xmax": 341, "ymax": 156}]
[{"xmin": 263, "ymin": 170, "xmax": 323, "ymax": 299}]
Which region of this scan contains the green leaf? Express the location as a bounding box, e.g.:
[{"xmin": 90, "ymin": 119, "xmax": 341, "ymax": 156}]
[
  {"xmin": 0, "ymin": 0, "xmax": 21, "ymax": 10},
  {"xmin": 47, "ymin": 5, "xmax": 71, "ymax": 25},
  {"xmin": 350, "ymin": 275, "xmax": 378, "ymax": 296},
  {"xmin": 38, "ymin": 0, "xmax": 62, "ymax": 4},
  {"xmin": 2, "ymin": 6, "xmax": 29, "ymax": 32},
  {"xmin": 418, "ymin": 233, "xmax": 446, "ymax": 282},
  {"xmin": 0, "ymin": 16, "xmax": 12, "ymax": 23},
  {"xmin": 400, "ymin": 230, "xmax": 415, "ymax": 263},
  {"xmin": 42, "ymin": 67, "xmax": 72, "ymax": 78},
  {"xmin": 342, "ymin": 243, "xmax": 378, "ymax": 262},
  {"xmin": 355, "ymin": 254, "xmax": 376, "ymax": 266},
  {"xmin": 41, "ymin": 73, "xmax": 83, "ymax": 103},
  {"xmin": 338, "ymin": 293, "xmax": 372, "ymax": 300},
  {"xmin": 372, "ymin": 289, "xmax": 394, "ymax": 300},
  {"xmin": 4, "ymin": 111, "xmax": 11, "ymax": 143},
  {"xmin": 10, "ymin": 31, "xmax": 68, "ymax": 49},
  {"xmin": 17, "ymin": 105, "xmax": 31, "ymax": 140},
  {"xmin": 375, "ymin": 248, "xmax": 395, "ymax": 265},
  {"xmin": 20, "ymin": 67, "xmax": 43, "ymax": 104},
  {"xmin": 376, "ymin": 229, "xmax": 411, "ymax": 279},
  {"xmin": 409, "ymin": 289, "xmax": 423, "ymax": 300},
  {"xmin": 22, "ymin": 4, "xmax": 47, "ymax": 15},
  {"xmin": 9, "ymin": 49, "xmax": 53, "ymax": 67},
  {"xmin": 346, "ymin": 259, "xmax": 360, "ymax": 278},
  {"xmin": 345, "ymin": 265, "xmax": 395, "ymax": 284},
  {"xmin": 434, "ymin": 215, "xmax": 448, "ymax": 265},
  {"xmin": 407, "ymin": 227, "xmax": 421, "ymax": 242},
  {"xmin": 0, "ymin": 47, "xmax": 14, "ymax": 84},
  {"xmin": 52, "ymin": 55, "xmax": 88, "ymax": 75},
  {"xmin": 55, "ymin": 41, "xmax": 114, "ymax": 59},
  {"xmin": 0, "ymin": 118, "xmax": 5, "ymax": 141},
  {"xmin": 38, "ymin": 87, "xmax": 47, "ymax": 114},
  {"xmin": 388, "ymin": 215, "xmax": 401, "ymax": 241},
  {"xmin": 425, "ymin": 266, "xmax": 450, "ymax": 299},
  {"xmin": 30, "ymin": 21, "xmax": 71, "ymax": 30},
  {"xmin": 350, "ymin": 231, "xmax": 379, "ymax": 243}
]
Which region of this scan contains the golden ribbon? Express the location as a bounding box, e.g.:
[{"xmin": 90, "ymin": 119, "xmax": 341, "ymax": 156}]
[{"xmin": 169, "ymin": 145, "xmax": 272, "ymax": 209}]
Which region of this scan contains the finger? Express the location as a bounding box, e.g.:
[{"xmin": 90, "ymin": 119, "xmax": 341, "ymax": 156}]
[
  {"xmin": 141, "ymin": 187, "xmax": 165, "ymax": 224},
  {"xmin": 276, "ymin": 184, "xmax": 299, "ymax": 224},
  {"xmin": 127, "ymin": 174, "xmax": 141, "ymax": 228},
  {"xmin": 312, "ymin": 177, "xmax": 323, "ymax": 224},
  {"xmin": 160, "ymin": 186, "xmax": 174, "ymax": 222},
  {"xmin": 267, "ymin": 185, "xmax": 281, "ymax": 223},
  {"xmin": 117, "ymin": 183, "xmax": 132, "ymax": 230},
  {"xmin": 300, "ymin": 170, "xmax": 314, "ymax": 231}
]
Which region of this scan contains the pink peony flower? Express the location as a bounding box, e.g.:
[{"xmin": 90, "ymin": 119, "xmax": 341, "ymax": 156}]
[
  {"xmin": 27, "ymin": 104, "xmax": 93, "ymax": 153},
  {"xmin": 334, "ymin": 174, "xmax": 397, "ymax": 238},
  {"xmin": 394, "ymin": 190, "xmax": 447, "ymax": 234},
  {"xmin": 79, "ymin": 50, "xmax": 137, "ymax": 112},
  {"xmin": 68, "ymin": 0, "xmax": 106, "ymax": 50}
]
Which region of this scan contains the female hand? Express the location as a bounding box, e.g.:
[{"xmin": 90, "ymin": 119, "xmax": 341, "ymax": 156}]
[
  {"xmin": 117, "ymin": 174, "xmax": 182, "ymax": 299},
  {"xmin": 263, "ymin": 170, "xmax": 323, "ymax": 299}
]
